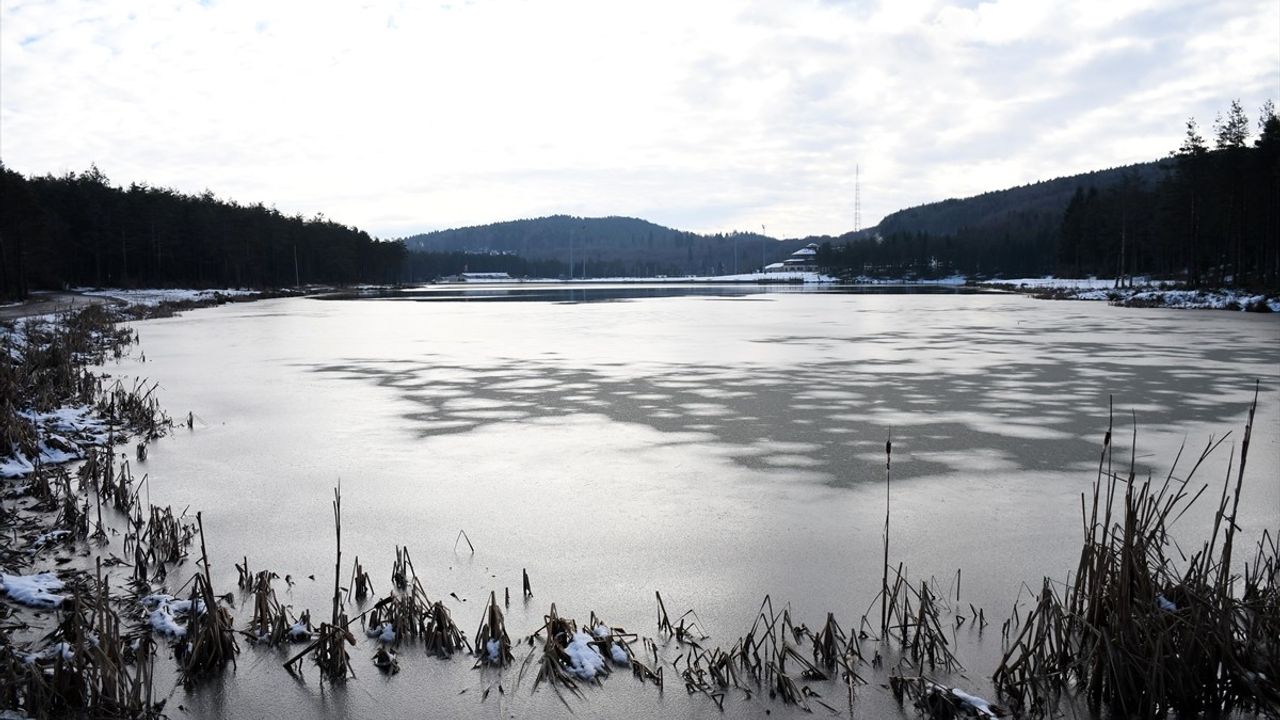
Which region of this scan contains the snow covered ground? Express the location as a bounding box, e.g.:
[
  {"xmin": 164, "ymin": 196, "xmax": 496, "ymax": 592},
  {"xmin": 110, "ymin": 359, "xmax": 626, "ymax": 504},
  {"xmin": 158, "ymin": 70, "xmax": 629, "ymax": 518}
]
[
  {"xmin": 73, "ymin": 288, "xmax": 259, "ymax": 307},
  {"xmin": 1, "ymin": 288, "xmax": 267, "ymax": 477},
  {"xmin": 982, "ymin": 277, "xmax": 1279, "ymax": 312},
  {"xmin": 0, "ymin": 571, "xmax": 67, "ymax": 608},
  {"xmin": 0, "ymin": 405, "xmax": 110, "ymax": 478},
  {"xmin": 980, "ymin": 276, "xmax": 1177, "ymax": 290}
]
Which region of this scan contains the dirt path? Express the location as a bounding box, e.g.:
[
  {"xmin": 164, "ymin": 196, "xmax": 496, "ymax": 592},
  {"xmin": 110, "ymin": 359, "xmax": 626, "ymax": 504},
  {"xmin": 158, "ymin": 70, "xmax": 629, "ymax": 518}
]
[{"xmin": 0, "ymin": 291, "xmax": 119, "ymax": 322}]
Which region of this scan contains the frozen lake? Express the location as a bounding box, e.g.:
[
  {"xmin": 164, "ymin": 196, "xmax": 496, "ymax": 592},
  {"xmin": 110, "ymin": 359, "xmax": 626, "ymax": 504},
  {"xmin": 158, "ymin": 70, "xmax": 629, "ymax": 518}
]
[{"xmin": 107, "ymin": 286, "xmax": 1280, "ymax": 718}]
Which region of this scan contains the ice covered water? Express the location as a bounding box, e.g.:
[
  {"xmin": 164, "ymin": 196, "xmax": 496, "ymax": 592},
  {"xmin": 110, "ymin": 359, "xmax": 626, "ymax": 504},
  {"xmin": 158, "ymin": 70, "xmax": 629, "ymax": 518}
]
[{"xmin": 104, "ymin": 286, "xmax": 1280, "ymax": 718}]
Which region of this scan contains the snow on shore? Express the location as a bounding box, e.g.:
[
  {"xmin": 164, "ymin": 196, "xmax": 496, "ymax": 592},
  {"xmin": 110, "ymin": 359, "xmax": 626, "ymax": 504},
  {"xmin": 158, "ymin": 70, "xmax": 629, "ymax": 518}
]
[
  {"xmin": 74, "ymin": 288, "xmax": 259, "ymax": 307},
  {"xmin": 983, "ymin": 277, "xmax": 1279, "ymax": 312},
  {"xmin": 980, "ymin": 277, "xmax": 1152, "ymax": 290},
  {"xmin": 0, "ymin": 405, "xmax": 110, "ymax": 478},
  {"xmin": 1, "ymin": 288, "xmax": 258, "ymax": 479},
  {"xmin": 1073, "ymin": 287, "xmax": 1280, "ymax": 311}
]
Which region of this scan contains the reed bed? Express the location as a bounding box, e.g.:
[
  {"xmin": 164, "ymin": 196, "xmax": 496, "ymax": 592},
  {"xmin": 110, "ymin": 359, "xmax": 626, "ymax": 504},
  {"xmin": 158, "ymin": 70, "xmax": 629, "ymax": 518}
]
[
  {"xmin": 244, "ymin": 570, "xmax": 310, "ymax": 646},
  {"xmin": 475, "ymin": 590, "xmax": 513, "ymax": 666},
  {"xmin": 1, "ymin": 306, "xmax": 132, "ymax": 450},
  {"xmin": 522, "ymin": 603, "xmax": 615, "ymax": 701},
  {"xmin": 993, "ymin": 394, "xmax": 1279, "ymax": 718},
  {"xmin": 0, "ymin": 564, "xmax": 163, "ymax": 719},
  {"xmin": 177, "ymin": 514, "xmax": 238, "ymax": 684}
]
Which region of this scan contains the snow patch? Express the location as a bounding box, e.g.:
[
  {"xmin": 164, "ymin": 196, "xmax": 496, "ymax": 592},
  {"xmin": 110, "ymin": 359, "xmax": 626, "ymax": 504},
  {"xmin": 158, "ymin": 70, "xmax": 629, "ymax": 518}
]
[
  {"xmin": 0, "ymin": 571, "xmax": 67, "ymax": 608},
  {"xmin": 140, "ymin": 594, "xmax": 204, "ymax": 638},
  {"xmin": 367, "ymin": 622, "xmax": 396, "ymax": 644},
  {"xmin": 0, "ymin": 405, "xmax": 110, "ymax": 478},
  {"xmin": 75, "ymin": 288, "xmax": 259, "ymax": 307},
  {"xmin": 563, "ymin": 630, "xmax": 608, "ymax": 680},
  {"xmin": 949, "ymin": 687, "xmax": 1002, "ymax": 718},
  {"xmin": 21, "ymin": 642, "xmax": 76, "ymax": 664},
  {"xmin": 984, "ymin": 278, "xmax": 1280, "ymax": 312},
  {"xmin": 610, "ymin": 644, "xmax": 628, "ymax": 664},
  {"xmin": 30, "ymin": 529, "xmax": 72, "ymax": 549}
]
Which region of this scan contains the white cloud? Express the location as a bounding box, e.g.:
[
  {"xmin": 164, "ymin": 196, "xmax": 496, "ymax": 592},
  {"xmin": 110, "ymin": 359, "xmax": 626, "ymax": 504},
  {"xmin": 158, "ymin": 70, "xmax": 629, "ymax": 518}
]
[{"xmin": 1, "ymin": 0, "xmax": 1276, "ymax": 238}]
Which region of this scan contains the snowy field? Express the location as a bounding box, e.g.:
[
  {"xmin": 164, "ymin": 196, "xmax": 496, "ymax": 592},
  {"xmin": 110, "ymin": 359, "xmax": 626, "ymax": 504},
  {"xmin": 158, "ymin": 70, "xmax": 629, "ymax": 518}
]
[
  {"xmin": 982, "ymin": 277, "xmax": 1280, "ymax": 312},
  {"xmin": 73, "ymin": 287, "xmax": 259, "ymax": 306}
]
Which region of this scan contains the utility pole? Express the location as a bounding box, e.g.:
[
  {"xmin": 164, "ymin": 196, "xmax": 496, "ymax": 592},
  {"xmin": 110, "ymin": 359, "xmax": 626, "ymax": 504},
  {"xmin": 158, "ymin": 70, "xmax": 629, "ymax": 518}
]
[
  {"xmin": 761, "ymin": 224, "xmax": 767, "ymax": 272},
  {"xmin": 293, "ymin": 244, "xmax": 300, "ymax": 287},
  {"xmin": 855, "ymin": 164, "xmax": 862, "ymax": 233}
]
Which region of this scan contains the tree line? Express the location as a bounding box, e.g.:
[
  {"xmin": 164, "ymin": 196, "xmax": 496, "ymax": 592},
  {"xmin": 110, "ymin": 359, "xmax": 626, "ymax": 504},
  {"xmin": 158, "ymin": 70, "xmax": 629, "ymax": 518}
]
[
  {"xmin": 820, "ymin": 100, "xmax": 1280, "ymax": 287},
  {"xmin": 0, "ymin": 165, "xmax": 406, "ymax": 300},
  {"xmin": 405, "ymin": 250, "xmax": 566, "ymax": 279}
]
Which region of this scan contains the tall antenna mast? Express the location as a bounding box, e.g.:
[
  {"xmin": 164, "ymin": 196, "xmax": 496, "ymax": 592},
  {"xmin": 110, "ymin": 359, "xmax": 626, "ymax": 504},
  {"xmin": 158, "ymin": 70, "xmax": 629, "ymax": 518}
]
[{"xmin": 854, "ymin": 164, "xmax": 862, "ymax": 233}]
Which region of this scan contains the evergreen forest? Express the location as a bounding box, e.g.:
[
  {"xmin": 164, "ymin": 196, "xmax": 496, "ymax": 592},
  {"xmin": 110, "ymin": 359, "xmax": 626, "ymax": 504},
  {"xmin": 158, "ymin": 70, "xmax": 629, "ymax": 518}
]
[
  {"xmin": 0, "ymin": 165, "xmax": 405, "ymax": 300},
  {"xmin": 819, "ymin": 100, "xmax": 1280, "ymax": 287}
]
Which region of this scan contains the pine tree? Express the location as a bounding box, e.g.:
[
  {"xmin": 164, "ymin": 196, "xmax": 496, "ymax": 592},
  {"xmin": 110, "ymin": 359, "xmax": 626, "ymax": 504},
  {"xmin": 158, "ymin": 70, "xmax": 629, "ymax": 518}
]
[{"xmin": 1214, "ymin": 99, "xmax": 1250, "ymax": 149}]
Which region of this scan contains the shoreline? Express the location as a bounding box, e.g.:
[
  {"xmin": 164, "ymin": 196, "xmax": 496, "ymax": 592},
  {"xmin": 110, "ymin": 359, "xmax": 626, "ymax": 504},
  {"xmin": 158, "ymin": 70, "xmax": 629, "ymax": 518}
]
[{"xmin": 978, "ymin": 278, "xmax": 1280, "ymax": 312}]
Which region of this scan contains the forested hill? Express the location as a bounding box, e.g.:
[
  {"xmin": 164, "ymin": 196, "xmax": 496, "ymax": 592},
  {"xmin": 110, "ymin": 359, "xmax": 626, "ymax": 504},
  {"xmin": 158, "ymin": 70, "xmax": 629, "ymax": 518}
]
[
  {"xmin": 821, "ymin": 99, "xmax": 1279, "ymax": 286},
  {"xmin": 865, "ymin": 159, "xmax": 1170, "ymax": 239},
  {"xmin": 0, "ymin": 164, "xmax": 405, "ymax": 300},
  {"xmin": 404, "ymin": 215, "xmax": 808, "ymax": 278}
]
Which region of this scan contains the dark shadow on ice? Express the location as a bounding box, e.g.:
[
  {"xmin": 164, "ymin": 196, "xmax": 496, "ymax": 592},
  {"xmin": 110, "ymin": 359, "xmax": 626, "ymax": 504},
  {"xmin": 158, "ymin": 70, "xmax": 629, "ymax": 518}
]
[{"xmin": 298, "ymin": 305, "xmax": 1274, "ymax": 489}]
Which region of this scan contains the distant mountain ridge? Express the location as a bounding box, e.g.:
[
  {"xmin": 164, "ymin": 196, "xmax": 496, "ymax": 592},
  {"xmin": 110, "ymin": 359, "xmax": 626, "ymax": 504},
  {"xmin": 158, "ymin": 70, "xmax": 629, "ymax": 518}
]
[{"xmin": 404, "ymin": 215, "xmax": 808, "ymax": 277}]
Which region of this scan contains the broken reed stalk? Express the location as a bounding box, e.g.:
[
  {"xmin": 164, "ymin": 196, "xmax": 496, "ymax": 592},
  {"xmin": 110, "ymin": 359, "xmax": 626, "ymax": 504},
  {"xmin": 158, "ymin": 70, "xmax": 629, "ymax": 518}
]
[
  {"xmin": 392, "ymin": 545, "xmax": 418, "ymax": 589},
  {"xmin": 331, "ymin": 485, "xmax": 342, "ymax": 627},
  {"xmin": 244, "ymin": 570, "xmax": 303, "ymax": 646},
  {"xmin": 284, "ymin": 485, "xmax": 355, "ymax": 681},
  {"xmin": 655, "ymin": 590, "xmax": 674, "ymax": 636},
  {"xmin": 179, "ymin": 513, "xmax": 238, "ymax": 684},
  {"xmin": 475, "ymin": 590, "xmax": 513, "ymax": 666},
  {"xmin": 348, "ymin": 556, "xmax": 373, "ymax": 602},
  {"xmin": 881, "ymin": 433, "xmax": 892, "ymax": 640},
  {"xmin": 424, "ymin": 599, "xmax": 470, "ymax": 658}
]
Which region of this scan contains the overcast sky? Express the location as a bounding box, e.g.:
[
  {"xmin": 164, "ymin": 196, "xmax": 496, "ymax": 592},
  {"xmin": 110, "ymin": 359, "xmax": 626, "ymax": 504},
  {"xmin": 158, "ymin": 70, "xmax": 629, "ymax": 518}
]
[{"xmin": 2, "ymin": 0, "xmax": 1277, "ymax": 239}]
